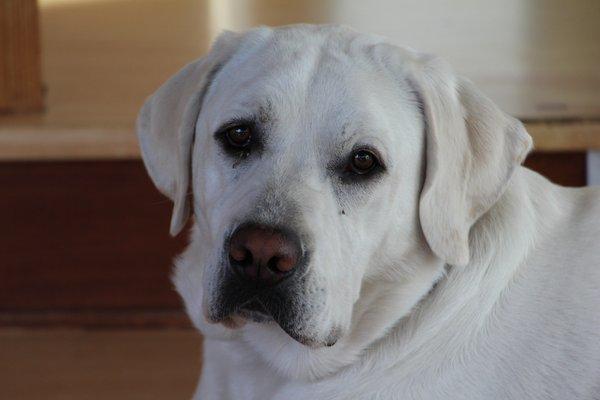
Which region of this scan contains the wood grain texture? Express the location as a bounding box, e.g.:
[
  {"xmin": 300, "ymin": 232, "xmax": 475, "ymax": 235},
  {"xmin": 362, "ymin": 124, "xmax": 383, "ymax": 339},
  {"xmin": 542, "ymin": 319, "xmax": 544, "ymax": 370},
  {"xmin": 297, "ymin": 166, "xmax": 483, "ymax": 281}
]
[
  {"xmin": 526, "ymin": 120, "xmax": 600, "ymax": 152},
  {"xmin": 0, "ymin": 0, "xmax": 211, "ymax": 132},
  {"xmin": 524, "ymin": 152, "xmax": 587, "ymax": 187},
  {"xmin": 0, "ymin": 161, "xmax": 187, "ymax": 314},
  {"xmin": 0, "ymin": 0, "xmax": 43, "ymax": 112},
  {"xmin": 0, "ymin": 127, "xmax": 138, "ymax": 161},
  {"xmin": 0, "ymin": 310, "xmax": 190, "ymax": 329},
  {"xmin": 0, "ymin": 328, "xmax": 202, "ymax": 400}
]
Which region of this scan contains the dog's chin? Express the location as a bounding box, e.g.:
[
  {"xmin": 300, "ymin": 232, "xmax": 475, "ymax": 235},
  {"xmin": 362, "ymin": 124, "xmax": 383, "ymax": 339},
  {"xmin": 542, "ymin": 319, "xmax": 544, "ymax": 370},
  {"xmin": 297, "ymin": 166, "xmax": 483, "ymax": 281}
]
[
  {"xmin": 207, "ymin": 298, "xmax": 275, "ymax": 329},
  {"xmin": 237, "ymin": 299, "xmax": 275, "ymax": 323},
  {"xmin": 211, "ymin": 300, "xmax": 339, "ymax": 348}
]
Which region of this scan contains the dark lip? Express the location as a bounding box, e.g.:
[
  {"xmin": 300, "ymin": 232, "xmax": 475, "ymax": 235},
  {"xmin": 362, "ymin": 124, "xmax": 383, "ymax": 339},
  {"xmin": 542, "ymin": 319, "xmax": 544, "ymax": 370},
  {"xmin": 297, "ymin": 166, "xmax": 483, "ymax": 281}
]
[
  {"xmin": 237, "ymin": 298, "xmax": 274, "ymax": 323},
  {"xmin": 210, "ymin": 250, "xmax": 319, "ymax": 345},
  {"xmin": 218, "ymin": 295, "xmax": 337, "ymax": 348}
]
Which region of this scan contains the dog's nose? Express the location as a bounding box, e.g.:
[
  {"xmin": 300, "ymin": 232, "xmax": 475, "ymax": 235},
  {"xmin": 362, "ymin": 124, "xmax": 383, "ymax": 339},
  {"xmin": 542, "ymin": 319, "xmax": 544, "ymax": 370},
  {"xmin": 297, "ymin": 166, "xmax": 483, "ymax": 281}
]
[{"xmin": 228, "ymin": 224, "xmax": 301, "ymax": 286}]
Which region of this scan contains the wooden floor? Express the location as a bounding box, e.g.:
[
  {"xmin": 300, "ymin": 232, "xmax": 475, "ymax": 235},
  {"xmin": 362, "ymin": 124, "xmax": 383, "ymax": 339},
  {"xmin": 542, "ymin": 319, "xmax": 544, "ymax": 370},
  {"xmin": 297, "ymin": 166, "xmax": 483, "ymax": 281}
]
[{"xmin": 0, "ymin": 328, "xmax": 202, "ymax": 400}]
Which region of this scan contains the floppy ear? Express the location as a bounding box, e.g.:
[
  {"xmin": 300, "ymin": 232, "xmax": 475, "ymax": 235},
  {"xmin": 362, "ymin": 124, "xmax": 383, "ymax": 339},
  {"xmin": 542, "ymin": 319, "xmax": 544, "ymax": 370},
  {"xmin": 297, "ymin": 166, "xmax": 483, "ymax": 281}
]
[
  {"xmin": 136, "ymin": 31, "xmax": 242, "ymax": 236},
  {"xmin": 410, "ymin": 56, "xmax": 532, "ymax": 266}
]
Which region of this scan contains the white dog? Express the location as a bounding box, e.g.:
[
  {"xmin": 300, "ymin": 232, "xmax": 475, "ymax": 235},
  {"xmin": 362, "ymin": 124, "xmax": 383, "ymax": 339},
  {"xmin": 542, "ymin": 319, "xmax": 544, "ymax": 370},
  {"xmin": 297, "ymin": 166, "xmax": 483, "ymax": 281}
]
[{"xmin": 137, "ymin": 25, "xmax": 600, "ymax": 399}]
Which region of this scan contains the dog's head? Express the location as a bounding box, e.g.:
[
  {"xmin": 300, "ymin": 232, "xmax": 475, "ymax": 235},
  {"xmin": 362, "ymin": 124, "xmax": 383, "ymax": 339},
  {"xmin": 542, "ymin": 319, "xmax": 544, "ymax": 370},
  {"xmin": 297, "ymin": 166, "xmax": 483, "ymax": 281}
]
[{"xmin": 138, "ymin": 25, "xmax": 531, "ymax": 375}]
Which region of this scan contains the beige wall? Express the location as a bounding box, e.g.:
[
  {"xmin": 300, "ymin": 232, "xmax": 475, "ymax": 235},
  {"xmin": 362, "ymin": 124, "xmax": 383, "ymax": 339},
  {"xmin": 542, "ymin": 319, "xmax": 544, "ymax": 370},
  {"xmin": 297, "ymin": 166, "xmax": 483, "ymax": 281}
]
[
  {"xmin": 218, "ymin": 0, "xmax": 600, "ymax": 119},
  {"xmin": 36, "ymin": 0, "xmax": 211, "ymax": 128}
]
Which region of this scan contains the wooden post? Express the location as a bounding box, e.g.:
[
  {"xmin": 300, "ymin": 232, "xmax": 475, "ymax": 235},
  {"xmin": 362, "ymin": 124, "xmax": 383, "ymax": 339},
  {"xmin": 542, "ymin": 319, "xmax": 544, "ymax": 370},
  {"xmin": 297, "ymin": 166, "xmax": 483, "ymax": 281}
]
[{"xmin": 0, "ymin": 0, "xmax": 43, "ymax": 113}]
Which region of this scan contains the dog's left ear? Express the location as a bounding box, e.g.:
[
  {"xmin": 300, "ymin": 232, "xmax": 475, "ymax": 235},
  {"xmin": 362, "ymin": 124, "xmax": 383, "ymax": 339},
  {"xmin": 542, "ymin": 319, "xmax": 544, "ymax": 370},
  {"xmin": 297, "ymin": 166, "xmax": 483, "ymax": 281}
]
[
  {"xmin": 136, "ymin": 31, "xmax": 243, "ymax": 236},
  {"xmin": 409, "ymin": 55, "xmax": 532, "ymax": 266}
]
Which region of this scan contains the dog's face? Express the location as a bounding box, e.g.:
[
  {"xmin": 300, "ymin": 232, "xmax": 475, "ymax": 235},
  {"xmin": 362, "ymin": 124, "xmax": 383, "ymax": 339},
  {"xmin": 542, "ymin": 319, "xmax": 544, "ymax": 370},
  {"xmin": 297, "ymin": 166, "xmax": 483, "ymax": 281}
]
[
  {"xmin": 138, "ymin": 25, "xmax": 531, "ymax": 377},
  {"xmin": 188, "ymin": 32, "xmax": 426, "ymax": 347}
]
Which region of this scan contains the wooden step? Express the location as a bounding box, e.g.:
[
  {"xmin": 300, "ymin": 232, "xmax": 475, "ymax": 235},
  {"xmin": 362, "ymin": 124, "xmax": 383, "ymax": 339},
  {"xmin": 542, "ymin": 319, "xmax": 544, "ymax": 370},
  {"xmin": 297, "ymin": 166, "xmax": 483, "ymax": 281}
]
[{"xmin": 0, "ymin": 328, "xmax": 202, "ymax": 400}]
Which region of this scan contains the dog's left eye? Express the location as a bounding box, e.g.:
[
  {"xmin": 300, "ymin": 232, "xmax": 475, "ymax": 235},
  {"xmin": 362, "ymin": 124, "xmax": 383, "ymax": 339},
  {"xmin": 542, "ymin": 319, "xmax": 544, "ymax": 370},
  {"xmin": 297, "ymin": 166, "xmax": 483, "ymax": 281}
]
[
  {"xmin": 346, "ymin": 149, "xmax": 380, "ymax": 175},
  {"xmin": 224, "ymin": 125, "xmax": 252, "ymax": 148}
]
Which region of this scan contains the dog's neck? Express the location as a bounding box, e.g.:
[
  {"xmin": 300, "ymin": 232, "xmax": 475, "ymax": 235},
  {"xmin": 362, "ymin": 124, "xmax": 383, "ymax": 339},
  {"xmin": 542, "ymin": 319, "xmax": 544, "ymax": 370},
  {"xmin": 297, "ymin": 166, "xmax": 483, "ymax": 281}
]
[{"xmin": 341, "ymin": 166, "xmax": 541, "ymax": 380}]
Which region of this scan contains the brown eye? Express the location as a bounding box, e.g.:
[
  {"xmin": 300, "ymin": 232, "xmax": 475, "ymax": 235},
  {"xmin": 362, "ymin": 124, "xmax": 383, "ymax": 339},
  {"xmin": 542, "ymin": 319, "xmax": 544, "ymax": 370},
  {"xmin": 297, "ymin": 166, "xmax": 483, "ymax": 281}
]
[
  {"xmin": 350, "ymin": 149, "xmax": 377, "ymax": 174},
  {"xmin": 225, "ymin": 125, "xmax": 251, "ymax": 147}
]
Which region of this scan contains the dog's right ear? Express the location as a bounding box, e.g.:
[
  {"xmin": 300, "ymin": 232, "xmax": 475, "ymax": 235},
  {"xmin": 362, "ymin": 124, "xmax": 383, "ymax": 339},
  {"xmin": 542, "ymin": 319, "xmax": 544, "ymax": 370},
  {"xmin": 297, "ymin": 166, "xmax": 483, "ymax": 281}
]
[{"xmin": 136, "ymin": 31, "xmax": 243, "ymax": 236}]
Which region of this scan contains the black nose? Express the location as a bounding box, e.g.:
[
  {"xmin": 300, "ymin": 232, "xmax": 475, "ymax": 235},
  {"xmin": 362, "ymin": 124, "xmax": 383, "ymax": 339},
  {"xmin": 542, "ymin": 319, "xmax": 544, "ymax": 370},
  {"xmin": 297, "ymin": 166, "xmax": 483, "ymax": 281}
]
[{"xmin": 228, "ymin": 224, "xmax": 301, "ymax": 286}]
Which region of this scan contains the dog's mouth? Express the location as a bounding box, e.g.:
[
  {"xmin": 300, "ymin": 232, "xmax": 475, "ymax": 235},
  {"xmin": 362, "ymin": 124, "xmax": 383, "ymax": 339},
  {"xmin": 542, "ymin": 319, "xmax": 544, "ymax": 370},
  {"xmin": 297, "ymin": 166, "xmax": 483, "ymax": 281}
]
[
  {"xmin": 207, "ymin": 265, "xmax": 338, "ymax": 347},
  {"xmin": 237, "ymin": 298, "xmax": 275, "ymax": 323},
  {"xmin": 208, "ymin": 287, "xmax": 323, "ymax": 346}
]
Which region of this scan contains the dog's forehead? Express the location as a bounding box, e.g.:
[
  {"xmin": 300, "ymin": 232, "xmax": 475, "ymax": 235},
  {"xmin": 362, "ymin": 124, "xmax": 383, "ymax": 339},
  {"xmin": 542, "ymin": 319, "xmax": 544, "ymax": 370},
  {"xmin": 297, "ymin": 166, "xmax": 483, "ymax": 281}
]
[
  {"xmin": 195, "ymin": 25, "xmax": 424, "ymax": 170},
  {"xmin": 204, "ymin": 27, "xmax": 400, "ymax": 131}
]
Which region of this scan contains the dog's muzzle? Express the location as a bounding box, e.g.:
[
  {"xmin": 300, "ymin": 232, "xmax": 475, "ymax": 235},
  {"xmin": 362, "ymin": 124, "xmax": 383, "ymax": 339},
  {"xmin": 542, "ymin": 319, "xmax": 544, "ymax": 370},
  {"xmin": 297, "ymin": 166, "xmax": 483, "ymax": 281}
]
[{"xmin": 205, "ymin": 222, "xmax": 325, "ymax": 345}]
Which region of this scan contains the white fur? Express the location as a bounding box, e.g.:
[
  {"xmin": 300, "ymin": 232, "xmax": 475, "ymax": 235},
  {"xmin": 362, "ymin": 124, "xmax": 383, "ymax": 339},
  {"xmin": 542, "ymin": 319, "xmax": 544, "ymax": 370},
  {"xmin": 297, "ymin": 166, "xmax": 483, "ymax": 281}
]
[{"xmin": 137, "ymin": 25, "xmax": 600, "ymax": 399}]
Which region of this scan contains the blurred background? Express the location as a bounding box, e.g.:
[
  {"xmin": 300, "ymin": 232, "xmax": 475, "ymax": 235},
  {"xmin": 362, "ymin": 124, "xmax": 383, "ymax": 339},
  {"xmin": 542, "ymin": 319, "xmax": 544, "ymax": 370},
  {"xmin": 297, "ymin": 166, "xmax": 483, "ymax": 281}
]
[{"xmin": 1, "ymin": 0, "xmax": 599, "ymax": 398}]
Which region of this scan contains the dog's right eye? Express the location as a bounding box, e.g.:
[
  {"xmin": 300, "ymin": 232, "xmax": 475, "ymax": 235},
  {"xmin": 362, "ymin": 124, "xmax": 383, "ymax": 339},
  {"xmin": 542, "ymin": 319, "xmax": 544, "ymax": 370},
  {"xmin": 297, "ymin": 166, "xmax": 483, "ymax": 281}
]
[{"xmin": 215, "ymin": 122, "xmax": 258, "ymax": 159}]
